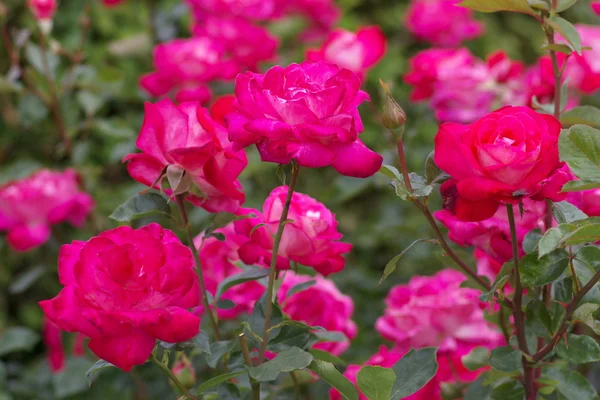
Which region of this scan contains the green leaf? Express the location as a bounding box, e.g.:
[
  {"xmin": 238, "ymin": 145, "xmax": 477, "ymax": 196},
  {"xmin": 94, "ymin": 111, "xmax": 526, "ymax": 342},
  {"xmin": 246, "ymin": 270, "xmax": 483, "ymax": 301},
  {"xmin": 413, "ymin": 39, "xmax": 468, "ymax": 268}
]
[
  {"xmin": 216, "ymin": 299, "xmax": 236, "ymax": 310},
  {"xmin": 457, "ymin": 0, "xmax": 536, "ymax": 15},
  {"xmin": 526, "ymin": 299, "xmax": 552, "ymax": 337},
  {"xmin": 523, "ymin": 229, "xmax": 542, "ymax": 254},
  {"xmin": 559, "ymin": 125, "xmax": 600, "ymax": 182},
  {"xmin": 545, "ymin": 367, "xmax": 598, "ymax": 400},
  {"xmin": 561, "ymin": 222, "xmax": 600, "ymax": 247},
  {"xmin": 313, "ymin": 330, "xmax": 348, "ymax": 343},
  {"xmin": 267, "ymin": 325, "xmax": 312, "ymax": 352},
  {"xmin": 562, "ymin": 180, "xmax": 600, "ymax": 192},
  {"xmin": 307, "ymin": 360, "xmax": 359, "ymax": 400},
  {"xmin": 380, "ymin": 239, "xmax": 438, "ymax": 285},
  {"xmin": 556, "ymin": 0, "xmax": 578, "ymax": 12},
  {"xmin": 490, "ymin": 381, "xmax": 525, "ymax": 400},
  {"xmin": 215, "ymin": 266, "xmax": 269, "ymax": 300},
  {"xmin": 424, "ymin": 151, "xmax": 450, "ymax": 185},
  {"xmin": 25, "ymin": 43, "xmax": 59, "ymax": 78},
  {"xmin": 8, "ymin": 265, "xmax": 45, "ymax": 294},
  {"xmin": 287, "ymin": 280, "xmax": 317, "ymax": 297},
  {"xmin": 249, "ymin": 347, "xmax": 313, "ymax": 382},
  {"xmin": 109, "ymin": 192, "xmax": 171, "ymax": 222},
  {"xmin": 520, "ymin": 250, "xmax": 569, "ymax": 286},
  {"xmin": 309, "ymin": 349, "xmax": 347, "ymax": 366},
  {"xmin": 461, "ymin": 347, "xmax": 490, "ymax": 371},
  {"xmin": 86, "ymin": 359, "xmax": 115, "ymax": 386},
  {"xmin": 560, "ymin": 106, "xmax": 600, "ymax": 128},
  {"xmin": 546, "ymin": 17, "xmax": 582, "ymax": 54},
  {"xmin": 19, "ymin": 93, "xmax": 48, "ymax": 127},
  {"xmin": 489, "ymin": 346, "xmax": 522, "ymax": 373},
  {"xmin": 0, "ymin": 327, "xmax": 39, "ymax": 357},
  {"xmin": 77, "ymin": 90, "xmax": 104, "ymax": 117},
  {"xmin": 541, "ymin": 43, "xmax": 573, "ymax": 54},
  {"xmin": 555, "ymin": 334, "xmax": 600, "ymax": 363},
  {"xmin": 356, "ymin": 366, "xmax": 396, "ymax": 400},
  {"xmin": 391, "ymin": 347, "xmax": 438, "ymax": 399},
  {"xmin": 553, "ymin": 201, "xmax": 588, "ymax": 224},
  {"xmin": 206, "ymin": 340, "xmax": 236, "ymax": 368},
  {"xmin": 195, "ymin": 371, "xmax": 248, "ymax": 394},
  {"xmin": 538, "ymin": 225, "xmax": 577, "ymax": 257},
  {"xmin": 248, "ymin": 293, "xmax": 283, "ymax": 338},
  {"xmin": 180, "ymin": 331, "xmax": 211, "ymax": 354},
  {"xmin": 464, "ymin": 374, "xmax": 493, "ymax": 400},
  {"xmin": 379, "ymin": 165, "xmax": 403, "ymax": 181},
  {"xmin": 572, "ymin": 303, "xmax": 600, "ymax": 335},
  {"xmin": 218, "ymin": 383, "xmax": 242, "ymax": 400},
  {"xmin": 53, "ymin": 357, "xmax": 95, "ymax": 398},
  {"xmin": 479, "ymin": 275, "xmax": 509, "ymax": 303}
]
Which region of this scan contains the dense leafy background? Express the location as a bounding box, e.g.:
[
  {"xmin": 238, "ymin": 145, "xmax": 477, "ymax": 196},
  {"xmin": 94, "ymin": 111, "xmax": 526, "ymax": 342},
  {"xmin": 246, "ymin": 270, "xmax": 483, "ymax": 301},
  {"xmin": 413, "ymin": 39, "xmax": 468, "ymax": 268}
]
[{"xmin": 1, "ymin": 0, "xmax": 600, "ymax": 398}]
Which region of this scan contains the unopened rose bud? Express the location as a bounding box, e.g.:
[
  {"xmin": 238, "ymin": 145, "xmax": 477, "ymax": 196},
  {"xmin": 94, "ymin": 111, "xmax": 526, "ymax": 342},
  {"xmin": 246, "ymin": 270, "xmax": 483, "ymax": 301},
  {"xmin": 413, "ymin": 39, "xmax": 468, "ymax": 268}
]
[
  {"xmin": 171, "ymin": 357, "xmax": 196, "ymax": 390},
  {"xmin": 379, "ymin": 79, "xmax": 407, "ymax": 133},
  {"xmin": 28, "ymin": 0, "xmax": 57, "ymax": 22}
]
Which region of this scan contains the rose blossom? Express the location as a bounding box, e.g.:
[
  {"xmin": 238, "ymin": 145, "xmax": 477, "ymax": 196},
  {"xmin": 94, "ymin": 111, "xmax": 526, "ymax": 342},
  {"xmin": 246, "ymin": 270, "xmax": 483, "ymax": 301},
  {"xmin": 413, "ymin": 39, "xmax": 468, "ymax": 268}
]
[
  {"xmin": 39, "ymin": 223, "xmax": 201, "ymax": 371},
  {"xmin": 594, "ymin": 2, "xmax": 600, "ymax": 14},
  {"xmin": 305, "ymin": 26, "xmax": 386, "ymax": 80},
  {"xmin": 234, "ymin": 186, "xmax": 352, "ymax": 276},
  {"xmin": 435, "ymin": 198, "xmax": 547, "ymax": 264},
  {"xmin": 330, "ymin": 344, "xmax": 490, "ymax": 400},
  {"xmin": 524, "ymin": 55, "xmax": 580, "ymax": 110},
  {"xmin": 193, "ymin": 225, "xmax": 265, "ymax": 320},
  {"xmin": 566, "ymin": 25, "xmax": 600, "ymax": 94},
  {"xmin": 434, "ymin": 106, "xmax": 562, "ymax": 221},
  {"xmin": 227, "ymin": 61, "xmax": 383, "ymax": 178},
  {"xmin": 43, "ymin": 318, "xmax": 65, "ymax": 373},
  {"xmin": 0, "ymin": 169, "xmax": 94, "ymax": 252},
  {"xmin": 278, "ymin": 271, "xmax": 357, "ymax": 355},
  {"xmin": 28, "ymin": 0, "xmax": 57, "ymax": 21},
  {"xmin": 186, "ymin": 0, "xmax": 283, "ymax": 20},
  {"xmin": 405, "ymin": 0, "xmax": 483, "ymax": 47},
  {"xmin": 474, "ymin": 249, "xmax": 503, "ymax": 282},
  {"xmin": 124, "ymin": 99, "xmax": 247, "ymax": 213},
  {"xmin": 102, "ymin": 0, "xmax": 126, "ymax": 6},
  {"xmin": 284, "ymin": 0, "xmax": 340, "ymax": 41},
  {"xmin": 376, "ymin": 269, "xmax": 503, "ymax": 352}
]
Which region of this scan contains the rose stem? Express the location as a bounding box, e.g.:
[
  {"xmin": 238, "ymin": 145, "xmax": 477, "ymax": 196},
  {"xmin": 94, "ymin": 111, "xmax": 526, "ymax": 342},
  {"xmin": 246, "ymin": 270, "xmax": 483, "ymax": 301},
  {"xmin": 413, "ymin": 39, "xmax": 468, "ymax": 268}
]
[{"xmin": 151, "ymin": 356, "xmax": 198, "ymax": 400}]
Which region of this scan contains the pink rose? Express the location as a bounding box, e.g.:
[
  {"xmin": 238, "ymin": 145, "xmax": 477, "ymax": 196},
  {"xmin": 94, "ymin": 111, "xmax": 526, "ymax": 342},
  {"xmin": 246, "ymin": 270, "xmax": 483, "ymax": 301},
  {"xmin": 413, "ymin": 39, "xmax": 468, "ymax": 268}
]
[
  {"xmin": 524, "ymin": 55, "xmax": 581, "ymax": 110},
  {"xmin": 375, "ymin": 269, "xmax": 503, "ymax": 352},
  {"xmin": 0, "ymin": 169, "xmax": 94, "ymax": 252},
  {"xmin": 283, "ymin": 0, "xmax": 340, "ymax": 41},
  {"xmin": 593, "ymin": 1, "xmax": 600, "ymax": 14},
  {"xmin": 43, "ymin": 319, "xmax": 65, "ymax": 373},
  {"xmin": 234, "ymin": 186, "xmax": 352, "ymax": 276},
  {"xmin": 277, "ymin": 272, "xmax": 357, "ymax": 355},
  {"xmin": 405, "ymin": 0, "xmax": 483, "ymax": 47},
  {"xmin": 194, "ymin": 225, "xmax": 265, "ymax": 320},
  {"xmin": 39, "ymin": 223, "xmax": 201, "ymax": 371},
  {"xmin": 124, "ymin": 99, "xmax": 247, "ymax": 213},
  {"xmin": 185, "ymin": 0, "xmax": 283, "ymax": 20},
  {"xmin": 28, "ymin": 0, "xmax": 57, "ymax": 20},
  {"xmin": 102, "ymin": 0, "xmax": 126, "ymax": 6},
  {"xmin": 435, "ymin": 198, "xmax": 547, "ymax": 264},
  {"xmin": 227, "ymin": 61, "xmax": 383, "ymax": 178},
  {"xmin": 434, "ymin": 106, "xmax": 562, "ymax": 221},
  {"xmin": 566, "ymin": 25, "xmax": 600, "ymax": 94},
  {"xmin": 306, "ymin": 26, "xmax": 386, "ymax": 80}
]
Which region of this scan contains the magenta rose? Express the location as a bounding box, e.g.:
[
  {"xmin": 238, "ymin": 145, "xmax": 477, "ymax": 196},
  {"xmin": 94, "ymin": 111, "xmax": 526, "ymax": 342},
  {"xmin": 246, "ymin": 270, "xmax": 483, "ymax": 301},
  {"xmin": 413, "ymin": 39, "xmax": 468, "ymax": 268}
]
[
  {"xmin": 0, "ymin": 169, "xmax": 94, "ymax": 252},
  {"xmin": 434, "ymin": 106, "xmax": 562, "ymax": 221},
  {"xmin": 227, "ymin": 61, "xmax": 383, "ymax": 178},
  {"xmin": 234, "ymin": 186, "xmax": 352, "ymax": 276},
  {"xmin": 28, "ymin": 0, "xmax": 57, "ymax": 20},
  {"xmin": 278, "ymin": 272, "xmax": 357, "ymax": 356},
  {"xmin": 124, "ymin": 99, "xmax": 247, "ymax": 213},
  {"xmin": 39, "ymin": 223, "xmax": 201, "ymax": 371}
]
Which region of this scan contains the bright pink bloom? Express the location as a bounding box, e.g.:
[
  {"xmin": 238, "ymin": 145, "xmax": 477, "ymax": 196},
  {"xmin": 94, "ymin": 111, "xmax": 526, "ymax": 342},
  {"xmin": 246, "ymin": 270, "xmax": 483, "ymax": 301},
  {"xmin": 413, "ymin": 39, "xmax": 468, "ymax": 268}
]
[
  {"xmin": 43, "ymin": 319, "xmax": 65, "ymax": 373},
  {"xmin": 284, "ymin": 0, "xmax": 340, "ymax": 41},
  {"xmin": 569, "ymin": 188, "xmax": 600, "ymax": 217},
  {"xmin": 376, "ymin": 269, "xmax": 503, "ymax": 352},
  {"xmin": 234, "ymin": 186, "xmax": 352, "ymax": 276},
  {"xmin": 28, "ymin": 0, "xmax": 57, "ymax": 20},
  {"xmin": 434, "ymin": 106, "xmax": 562, "ymax": 221},
  {"xmin": 0, "ymin": 169, "xmax": 94, "ymax": 252},
  {"xmin": 524, "ymin": 55, "xmax": 580, "ymax": 110},
  {"xmin": 306, "ymin": 26, "xmax": 386, "ymax": 80},
  {"xmin": 566, "ymin": 25, "xmax": 600, "ymax": 94},
  {"xmin": 278, "ymin": 272, "xmax": 357, "ymax": 355},
  {"xmin": 140, "ymin": 37, "xmax": 236, "ymax": 103},
  {"xmin": 405, "ymin": 0, "xmax": 483, "ymax": 47},
  {"xmin": 227, "ymin": 61, "xmax": 383, "ymax": 178},
  {"xmin": 124, "ymin": 99, "xmax": 247, "ymax": 213},
  {"xmin": 39, "ymin": 223, "xmax": 201, "ymax": 372},
  {"xmin": 186, "ymin": 0, "xmax": 283, "ymax": 20},
  {"xmin": 593, "ymin": 2, "xmax": 600, "ymax": 15},
  {"xmin": 330, "ymin": 344, "xmax": 491, "ymax": 400},
  {"xmin": 435, "ymin": 198, "xmax": 547, "ymax": 264},
  {"xmin": 102, "ymin": 0, "xmax": 126, "ymax": 6},
  {"xmin": 194, "ymin": 225, "xmax": 265, "ymax": 320}
]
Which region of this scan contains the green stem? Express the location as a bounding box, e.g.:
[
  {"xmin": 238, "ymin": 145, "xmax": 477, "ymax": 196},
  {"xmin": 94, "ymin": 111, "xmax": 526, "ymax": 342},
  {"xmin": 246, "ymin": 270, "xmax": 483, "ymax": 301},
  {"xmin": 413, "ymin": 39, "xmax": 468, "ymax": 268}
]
[
  {"xmin": 239, "ymin": 333, "xmax": 260, "ymax": 400},
  {"xmin": 151, "ymin": 356, "xmax": 197, "ymax": 400},
  {"xmin": 291, "ymin": 371, "xmax": 301, "ymax": 400},
  {"xmin": 259, "ymin": 161, "xmax": 300, "ymax": 363},
  {"xmin": 175, "ymin": 195, "xmax": 221, "ymax": 341}
]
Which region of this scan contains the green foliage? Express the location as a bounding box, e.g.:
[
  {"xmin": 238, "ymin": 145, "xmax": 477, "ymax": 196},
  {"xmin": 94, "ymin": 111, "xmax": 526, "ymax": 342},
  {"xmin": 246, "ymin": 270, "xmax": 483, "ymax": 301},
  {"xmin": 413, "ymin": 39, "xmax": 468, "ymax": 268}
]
[
  {"xmin": 307, "ymin": 360, "xmax": 359, "ymax": 400},
  {"xmin": 249, "ymin": 347, "xmax": 313, "ymax": 382},
  {"xmin": 215, "ymin": 266, "xmax": 269, "ymax": 300},
  {"xmin": 109, "ymin": 192, "xmax": 172, "ymax": 222},
  {"xmin": 195, "ymin": 371, "xmax": 248, "ymax": 394},
  {"xmin": 544, "ymin": 367, "xmax": 598, "ymax": 400},
  {"xmin": 559, "ymin": 125, "xmax": 600, "ymax": 191},
  {"xmin": 560, "ymin": 106, "xmax": 600, "ymax": 128},
  {"xmin": 555, "ymin": 334, "xmax": 600, "ymax": 364},
  {"xmin": 0, "ymin": 327, "xmax": 39, "ymax": 357},
  {"xmin": 356, "ymin": 366, "xmax": 396, "ymax": 400},
  {"xmin": 86, "ymin": 360, "xmax": 116, "ymax": 386},
  {"xmin": 461, "ymin": 347, "xmax": 490, "ymax": 371},
  {"xmin": 390, "ymin": 348, "xmax": 438, "ymax": 399},
  {"xmin": 488, "ymin": 346, "xmax": 522, "ymax": 373},
  {"xmin": 457, "ymin": 0, "xmax": 536, "ymax": 15}
]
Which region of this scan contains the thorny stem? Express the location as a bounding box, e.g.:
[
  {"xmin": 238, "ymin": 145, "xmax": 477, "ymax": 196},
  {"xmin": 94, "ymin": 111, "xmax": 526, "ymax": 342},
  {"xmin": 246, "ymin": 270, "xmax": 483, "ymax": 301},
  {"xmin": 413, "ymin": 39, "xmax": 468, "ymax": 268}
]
[
  {"xmin": 239, "ymin": 334, "xmax": 260, "ymax": 400},
  {"xmin": 175, "ymin": 195, "xmax": 221, "ymax": 341},
  {"xmin": 259, "ymin": 161, "xmax": 300, "ymax": 363},
  {"xmin": 151, "ymin": 356, "xmax": 197, "ymax": 400}
]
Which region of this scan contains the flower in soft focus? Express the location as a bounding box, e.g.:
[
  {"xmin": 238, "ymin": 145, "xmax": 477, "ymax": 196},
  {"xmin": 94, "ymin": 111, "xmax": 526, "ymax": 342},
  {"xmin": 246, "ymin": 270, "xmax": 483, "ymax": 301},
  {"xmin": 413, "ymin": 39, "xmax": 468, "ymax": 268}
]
[
  {"xmin": 39, "ymin": 223, "xmax": 202, "ymax": 371},
  {"xmin": 186, "ymin": 0, "xmax": 283, "ymax": 20},
  {"xmin": 227, "ymin": 61, "xmax": 383, "ymax": 178},
  {"xmin": 194, "ymin": 225, "xmax": 265, "ymax": 320},
  {"xmin": 474, "ymin": 249, "xmax": 503, "ymax": 282},
  {"xmin": 285, "ymin": 0, "xmax": 340, "ymax": 41},
  {"xmin": 566, "ymin": 25, "xmax": 600, "ymax": 94},
  {"xmin": 305, "ymin": 26, "xmax": 386, "ymax": 80},
  {"xmin": 102, "ymin": 0, "xmax": 126, "ymax": 6},
  {"xmin": 405, "ymin": 0, "xmax": 483, "ymax": 47},
  {"xmin": 277, "ymin": 271, "xmax": 357, "ymax": 355},
  {"xmin": 405, "ymin": 49, "xmax": 527, "ymax": 123},
  {"xmin": 376, "ymin": 269, "xmax": 503, "ymax": 352},
  {"xmin": 434, "ymin": 106, "xmax": 562, "ymax": 221},
  {"xmin": 330, "ymin": 344, "xmax": 491, "ymax": 400},
  {"xmin": 435, "ymin": 198, "xmax": 547, "ymax": 264},
  {"xmin": 593, "ymin": 1, "xmax": 600, "ymax": 15},
  {"xmin": 28, "ymin": 0, "xmax": 57, "ymax": 21},
  {"xmin": 124, "ymin": 99, "xmax": 247, "ymax": 213},
  {"xmin": 524, "ymin": 55, "xmax": 581, "ymax": 110},
  {"xmin": 234, "ymin": 186, "xmax": 352, "ymax": 276},
  {"xmin": 0, "ymin": 169, "xmax": 94, "ymax": 252},
  {"xmin": 140, "ymin": 37, "xmax": 236, "ymax": 103},
  {"xmin": 171, "ymin": 356, "xmax": 196, "ymax": 389},
  {"xmin": 43, "ymin": 318, "xmax": 65, "ymax": 373}
]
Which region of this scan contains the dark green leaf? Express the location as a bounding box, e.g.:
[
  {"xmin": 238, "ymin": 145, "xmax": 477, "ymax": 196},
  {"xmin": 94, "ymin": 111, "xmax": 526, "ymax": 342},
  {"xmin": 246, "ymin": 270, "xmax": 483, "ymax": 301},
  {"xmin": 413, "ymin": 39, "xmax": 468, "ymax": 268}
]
[
  {"xmin": 218, "ymin": 383, "xmax": 242, "ymax": 399},
  {"xmin": 195, "ymin": 371, "xmax": 248, "ymax": 394},
  {"xmin": 526, "ymin": 299, "xmax": 552, "ymax": 338},
  {"xmin": 249, "ymin": 347, "xmax": 313, "ymax": 382},
  {"xmin": 424, "ymin": 151, "xmax": 449, "ymax": 185},
  {"xmin": 215, "ymin": 266, "xmax": 269, "ymax": 300},
  {"xmin": 546, "ymin": 17, "xmax": 582, "ymax": 54},
  {"xmin": 53, "ymin": 358, "xmax": 95, "ymax": 398},
  {"xmin": 461, "ymin": 347, "xmax": 490, "ymax": 371},
  {"xmin": 520, "ymin": 250, "xmax": 569, "ymax": 287},
  {"xmin": 560, "ymin": 106, "xmax": 600, "ymax": 128},
  {"xmin": 541, "ymin": 43, "xmax": 573, "ymax": 54},
  {"xmin": 559, "ymin": 125, "xmax": 600, "ymax": 182},
  {"xmin": 457, "ymin": 0, "xmax": 536, "ymax": 15},
  {"xmin": 77, "ymin": 91, "xmax": 104, "ymax": 117},
  {"xmin": 19, "ymin": 93, "xmax": 48, "ymax": 127},
  {"xmin": 391, "ymin": 347, "xmax": 438, "ymax": 398},
  {"xmin": 307, "ymin": 360, "xmax": 359, "ymax": 400},
  {"xmin": 379, "ymin": 165, "xmax": 403, "ymax": 181},
  {"xmin": 490, "ymin": 381, "xmax": 525, "ymax": 400},
  {"xmin": 538, "ymin": 225, "xmax": 578, "ymax": 257},
  {"xmin": 309, "ymin": 349, "xmax": 347, "ymax": 366},
  {"xmin": 464, "ymin": 374, "xmax": 493, "ymax": 400},
  {"xmin": 562, "ymin": 180, "xmax": 600, "ymax": 192},
  {"xmin": 545, "ymin": 367, "xmax": 598, "ymax": 400},
  {"xmin": 267, "ymin": 325, "xmax": 312, "ymax": 352},
  {"xmin": 562, "ymin": 223, "xmax": 600, "ymax": 247},
  {"xmin": 25, "ymin": 43, "xmax": 59, "ymax": 77},
  {"xmin": 0, "ymin": 327, "xmax": 39, "ymax": 356},
  {"xmin": 287, "ymin": 280, "xmax": 317, "ymax": 297},
  {"xmin": 380, "ymin": 239, "xmax": 438, "ymax": 285},
  {"xmin": 553, "ymin": 201, "xmax": 588, "ymax": 224},
  {"xmin": 556, "ymin": 0, "xmax": 578, "ymax": 12},
  {"xmin": 216, "ymin": 299, "xmax": 236, "ymax": 310},
  {"xmin": 523, "ymin": 229, "xmax": 542, "ymax": 254},
  {"xmin": 356, "ymin": 366, "xmax": 396, "ymax": 400},
  {"xmin": 555, "ymin": 334, "xmax": 600, "ymax": 363},
  {"xmin": 480, "ymin": 261, "xmax": 512, "ymax": 302},
  {"xmin": 109, "ymin": 192, "xmax": 171, "ymax": 222},
  {"xmin": 573, "ymin": 303, "xmax": 600, "ymax": 335},
  {"xmin": 174, "ymin": 331, "xmax": 211, "ymax": 354},
  {"xmin": 489, "ymin": 346, "xmax": 522, "ymax": 373},
  {"xmin": 86, "ymin": 359, "xmax": 115, "ymax": 386},
  {"xmin": 313, "ymin": 330, "xmax": 348, "ymax": 343},
  {"xmin": 8, "ymin": 265, "xmax": 45, "ymax": 294},
  {"xmin": 249, "ymin": 293, "xmax": 283, "ymax": 338},
  {"xmin": 206, "ymin": 340, "xmax": 236, "ymax": 368}
]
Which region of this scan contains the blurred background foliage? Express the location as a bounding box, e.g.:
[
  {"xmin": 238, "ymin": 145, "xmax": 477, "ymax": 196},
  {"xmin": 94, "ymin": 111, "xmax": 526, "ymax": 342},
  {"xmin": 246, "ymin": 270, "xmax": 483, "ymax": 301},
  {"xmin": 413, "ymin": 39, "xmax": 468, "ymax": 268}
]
[{"xmin": 1, "ymin": 0, "xmax": 599, "ymax": 398}]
